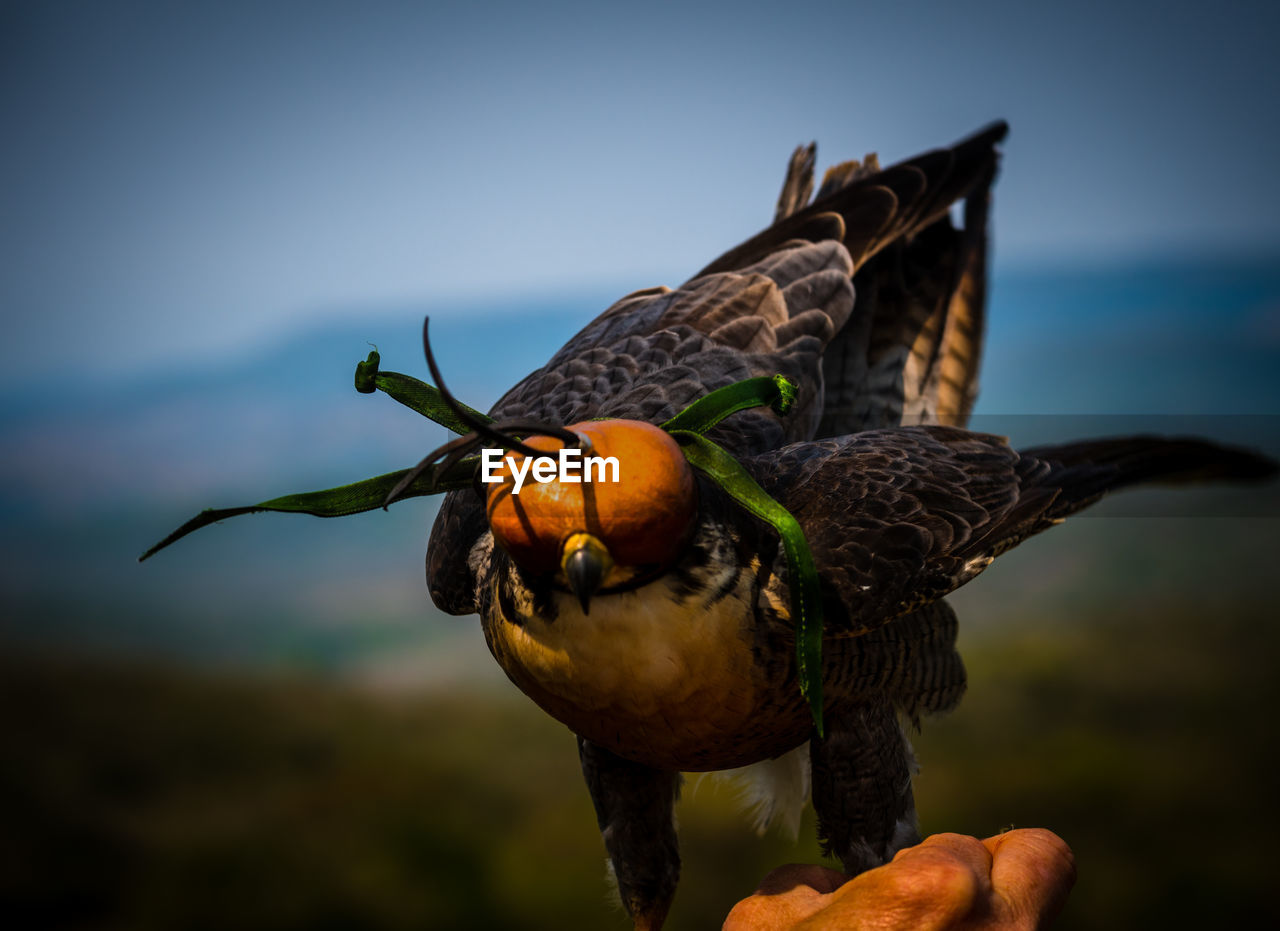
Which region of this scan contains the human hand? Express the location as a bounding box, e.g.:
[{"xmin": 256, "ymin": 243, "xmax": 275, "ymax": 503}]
[{"xmin": 723, "ymin": 829, "xmax": 1075, "ymax": 930}]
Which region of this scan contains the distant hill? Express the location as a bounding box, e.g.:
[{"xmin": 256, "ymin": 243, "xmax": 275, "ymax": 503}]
[{"xmin": 0, "ymin": 258, "xmax": 1277, "ymax": 674}]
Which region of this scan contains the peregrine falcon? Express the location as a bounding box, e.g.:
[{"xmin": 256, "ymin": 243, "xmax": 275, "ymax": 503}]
[
  {"xmin": 419, "ymin": 121, "xmax": 1272, "ymax": 929},
  {"xmin": 146, "ymin": 121, "xmax": 1275, "ymax": 931}
]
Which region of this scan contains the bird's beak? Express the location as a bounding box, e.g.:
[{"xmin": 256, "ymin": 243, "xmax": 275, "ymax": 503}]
[{"xmin": 560, "ymin": 532, "xmax": 614, "ymax": 615}]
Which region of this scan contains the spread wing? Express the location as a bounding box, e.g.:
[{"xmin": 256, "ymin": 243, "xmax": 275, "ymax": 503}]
[
  {"xmin": 487, "ymin": 120, "xmax": 1007, "ymax": 450},
  {"xmin": 744, "ymin": 429, "xmax": 1276, "ymax": 635},
  {"xmin": 700, "ymin": 121, "xmax": 1004, "ymax": 433},
  {"xmin": 427, "ymin": 123, "xmax": 1008, "ymax": 615},
  {"xmin": 426, "ymin": 240, "xmax": 856, "ymax": 614},
  {"xmin": 486, "ymin": 239, "xmax": 856, "ymax": 456}
]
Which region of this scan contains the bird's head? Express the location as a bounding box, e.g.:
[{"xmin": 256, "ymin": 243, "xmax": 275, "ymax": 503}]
[{"xmin": 483, "ymin": 418, "xmax": 698, "ymax": 613}]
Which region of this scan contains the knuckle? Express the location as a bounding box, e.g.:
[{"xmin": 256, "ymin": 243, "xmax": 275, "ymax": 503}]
[
  {"xmin": 722, "ymin": 896, "xmax": 772, "ymax": 930},
  {"xmin": 883, "ymin": 853, "xmax": 980, "ymax": 914}
]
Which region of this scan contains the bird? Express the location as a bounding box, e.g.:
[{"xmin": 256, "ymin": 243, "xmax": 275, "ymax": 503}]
[
  {"xmin": 414, "ymin": 121, "xmax": 1275, "ymax": 929},
  {"xmin": 141, "ymin": 120, "xmax": 1276, "ymax": 930}
]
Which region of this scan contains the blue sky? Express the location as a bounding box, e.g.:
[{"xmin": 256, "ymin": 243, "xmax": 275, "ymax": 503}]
[{"xmin": 3, "ymin": 0, "xmax": 1278, "ymax": 384}]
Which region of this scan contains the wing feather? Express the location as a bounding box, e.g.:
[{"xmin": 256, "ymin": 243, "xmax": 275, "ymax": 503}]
[
  {"xmin": 744, "ymin": 429, "xmax": 1275, "ymax": 634},
  {"xmin": 427, "ymin": 124, "xmax": 1009, "ymax": 614}
]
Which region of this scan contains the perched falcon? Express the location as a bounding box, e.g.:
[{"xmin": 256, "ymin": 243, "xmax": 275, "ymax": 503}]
[
  {"xmin": 418, "ymin": 121, "xmax": 1274, "ymax": 929},
  {"xmin": 142, "ymin": 120, "xmax": 1276, "ymax": 930}
]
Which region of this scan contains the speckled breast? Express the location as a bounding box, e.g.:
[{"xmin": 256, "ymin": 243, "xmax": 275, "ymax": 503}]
[{"xmin": 480, "ymin": 560, "xmax": 815, "ymax": 772}]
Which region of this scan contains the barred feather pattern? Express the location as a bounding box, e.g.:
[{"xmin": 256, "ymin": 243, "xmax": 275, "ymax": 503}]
[{"xmin": 416, "ymin": 121, "xmax": 1278, "ymax": 928}]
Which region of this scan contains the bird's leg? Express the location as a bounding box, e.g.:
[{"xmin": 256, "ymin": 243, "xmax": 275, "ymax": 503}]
[
  {"xmin": 809, "ymin": 698, "xmax": 920, "ymax": 874},
  {"xmin": 577, "ymin": 736, "xmax": 681, "ymax": 931}
]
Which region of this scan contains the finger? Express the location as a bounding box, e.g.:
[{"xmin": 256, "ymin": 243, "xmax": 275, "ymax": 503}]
[
  {"xmin": 724, "ymin": 866, "xmax": 840, "ymax": 931},
  {"xmin": 813, "ymin": 835, "xmax": 991, "ymax": 929},
  {"xmin": 983, "ymin": 829, "xmax": 1077, "ymax": 926},
  {"xmin": 753, "ymin": 863, "xmax": 850, "ymax": 896},
  {"xmin": 893, "ymin": 832, "xmax": 994, "ymax": 899}
]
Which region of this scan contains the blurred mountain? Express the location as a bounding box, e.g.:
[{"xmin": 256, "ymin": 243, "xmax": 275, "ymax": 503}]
[
  {"xmin": 0, "ymin": 257, "xmax": 1277, "ymax": 676},
  {"xmin": 0, "ymin": 299, "xmax": 597, "ymax": 672}
]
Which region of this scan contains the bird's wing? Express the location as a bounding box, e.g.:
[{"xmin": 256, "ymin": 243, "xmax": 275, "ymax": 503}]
[
  {"xmin": 743, "ymin": 428, "xmax": 1276, "ymax": 635},
  {"xmin": 427, "ymin": 240, "xmax": 858, "ymax": 614},
  {"xmin": 489, "ymin": 120, "xmax": 1008, "ymax": 445},
  {"xmin": 485, "ymin": 237, "xmax": 856, "ymax": 454},
  {"xmin": 826, "ymin": 174, "xmax": 994, "ymax": 433},
  {"xmin": 426, "ymin": 124, "xmax": 1007, "ymax": 615},
  {"xmin": 707, "ymin": 122, "xmax": 1005, "ymax": 434},
  {"xmin": 762, "ymin": 122, "xmax": 1003, "ymax": 432}
]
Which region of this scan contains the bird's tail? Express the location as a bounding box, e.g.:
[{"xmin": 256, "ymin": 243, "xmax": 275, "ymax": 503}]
[{"xmin": 713, "ymin": 743, "xmax": 812, "ymax": 840}]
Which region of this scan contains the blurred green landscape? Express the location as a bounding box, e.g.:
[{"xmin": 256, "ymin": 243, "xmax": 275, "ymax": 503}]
[
  {"xmin": 4, "ymin": 509, "xmax": 1279, "ymax": 929},
  {"xmin": 1, "ymin": 646, "xmax": 821, "ymax": 930},
  {"xmin": 3, "ymin": 261, "xmax": 1279, "ymax": 928}
]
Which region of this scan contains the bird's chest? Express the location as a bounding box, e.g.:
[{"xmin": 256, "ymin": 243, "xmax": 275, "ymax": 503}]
[{"xmin": 473, "ymin": 535, "xmax": 811, "ymax": 770}]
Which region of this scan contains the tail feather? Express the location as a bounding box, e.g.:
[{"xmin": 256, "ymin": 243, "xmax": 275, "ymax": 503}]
[{"xmin": 715, "ymin": 743, "xmax": 812, "ymax": 840}]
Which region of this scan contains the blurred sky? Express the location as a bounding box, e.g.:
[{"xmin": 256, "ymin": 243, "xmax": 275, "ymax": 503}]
[{"xmin": 3, "ymin": 0, "xmax": 1279, "ymax": 385}]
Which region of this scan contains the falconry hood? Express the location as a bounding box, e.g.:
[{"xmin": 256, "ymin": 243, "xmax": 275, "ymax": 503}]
[{"xmin": 484, "ymin": 419, "xmax": 699, "ymax": 611}]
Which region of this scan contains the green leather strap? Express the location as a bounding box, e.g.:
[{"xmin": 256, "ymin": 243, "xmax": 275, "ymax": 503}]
[
  {"xmin": 671, "ymin": 430, "xmax": 825, "ymax": 736},
  {"xmin": 660, "ymin": 374, "xmax": 795, "ymax": 435},
  {"xmin": 138, "ymin": 457, "xmax": 478, "ymax": 561},
  {"xmin": 144, "ymin": 349, "xmax": 827, "ymax": 732},
  {"xmin": 356, "ymin": 349, "xmax": 491, "ymax": 434}
]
